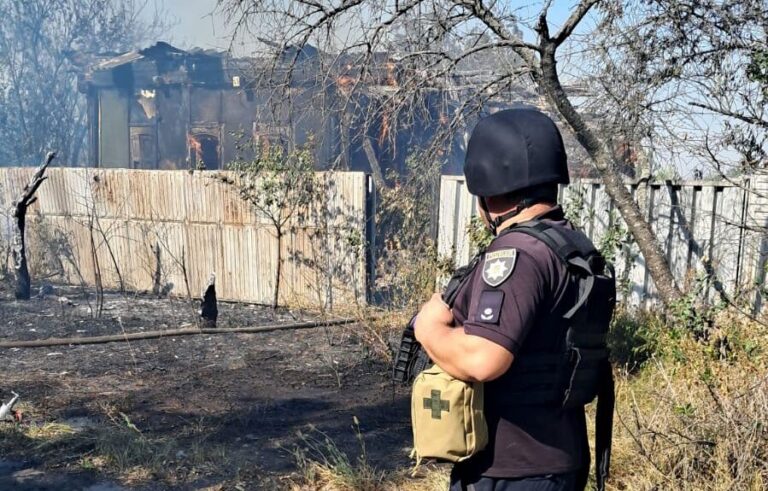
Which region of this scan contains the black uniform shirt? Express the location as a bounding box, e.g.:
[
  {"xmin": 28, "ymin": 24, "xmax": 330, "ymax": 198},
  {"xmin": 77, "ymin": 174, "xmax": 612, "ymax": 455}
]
[{"xmin": 451, "ymin": 206, "xmax": 588, "ymax": 479}]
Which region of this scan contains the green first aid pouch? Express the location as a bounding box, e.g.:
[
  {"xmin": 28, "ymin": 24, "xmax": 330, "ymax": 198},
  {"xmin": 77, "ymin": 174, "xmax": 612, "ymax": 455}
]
[{"xmin": 411, "ymin": 364, "xmax": 488, "ymax": 463}]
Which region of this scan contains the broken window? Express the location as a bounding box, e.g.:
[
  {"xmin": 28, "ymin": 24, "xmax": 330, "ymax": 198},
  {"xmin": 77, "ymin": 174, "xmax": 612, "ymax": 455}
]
[
  {"xmin": 252, "ymin": 122, "xmax": 290, "ymax": 152},
  {"xmin": 130, "ymin": 127, "xmax": 157, "ymax": 169},
  {"xmin": 188, "ymin": 133, "xmax": 220, "ymax": 170}
]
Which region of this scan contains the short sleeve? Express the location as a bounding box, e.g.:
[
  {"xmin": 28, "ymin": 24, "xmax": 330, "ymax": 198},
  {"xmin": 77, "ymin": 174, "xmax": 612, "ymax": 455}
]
[{"xmin": 462, "ymin": 244, "xmax": 550, "ymax": 355}]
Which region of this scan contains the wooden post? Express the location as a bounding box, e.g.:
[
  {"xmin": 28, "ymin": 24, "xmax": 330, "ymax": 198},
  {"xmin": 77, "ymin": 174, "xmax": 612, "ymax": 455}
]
[
  {"xmin": 748, "ymin": 173, "xmax": 768, "ymax": 314},
  {"xmin": 11, "ymin": 152, "xmax": 56, "ymax": 300}
]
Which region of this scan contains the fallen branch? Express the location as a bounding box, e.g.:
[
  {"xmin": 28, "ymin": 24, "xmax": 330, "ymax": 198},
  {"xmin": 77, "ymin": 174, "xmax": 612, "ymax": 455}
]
[{"xmin": 0, "ymin": 318, "xmax": 356, "ymax": 349}]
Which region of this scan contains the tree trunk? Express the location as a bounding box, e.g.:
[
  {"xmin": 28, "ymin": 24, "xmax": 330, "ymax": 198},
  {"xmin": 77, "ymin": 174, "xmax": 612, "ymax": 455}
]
[
  {"xmin": 460, "ymin": 0, "xmax": 682, "ymax": 308},
  {"xmin": 274, "ymin": 229, "xmax": 283, "ymax": 309},
  {"xmin": 88, "ymin": 211, "xmax": 104, "ymax": 318},
  {"xmin": 11, "ymin": 212, "xmax": 30, "ymax": 300},
  {"xmin": 11, "ymin": 152, "xmax": 56, "ymax": 300},
  {"xmin": 152, "ymin": 242, "xmax": 162, "ymax": 296},
  {"xmin": 537, "ymin": 43, "xmax": 682, "ymax": 306}
]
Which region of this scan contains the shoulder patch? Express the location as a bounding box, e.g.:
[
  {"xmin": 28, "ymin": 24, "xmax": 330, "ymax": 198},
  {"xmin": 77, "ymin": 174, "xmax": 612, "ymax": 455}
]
[{"xmin": 482, "ymin": 248, "xmax": 517, "ymax": 287}]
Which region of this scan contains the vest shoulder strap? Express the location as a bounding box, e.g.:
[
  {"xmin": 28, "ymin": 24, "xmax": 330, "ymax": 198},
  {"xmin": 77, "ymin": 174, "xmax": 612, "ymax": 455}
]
[
  {"xmin": 498, "ymin": 220, "xmax": 608, "ymax": 319},
  {"xmin": 500, "ymin": 219, "xmax": 599, "ymax": 272}
]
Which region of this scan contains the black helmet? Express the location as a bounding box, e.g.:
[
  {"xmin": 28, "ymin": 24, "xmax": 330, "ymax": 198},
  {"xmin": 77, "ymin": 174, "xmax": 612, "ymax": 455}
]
[{"xmin": 464, "ymin": 108, "xmax": 570, "ymax": 197}]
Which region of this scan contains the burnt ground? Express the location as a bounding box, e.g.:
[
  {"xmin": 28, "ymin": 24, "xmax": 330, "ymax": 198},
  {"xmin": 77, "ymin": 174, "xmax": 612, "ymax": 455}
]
[{"xmin": 0, "ymin": 286, "xmax": 412, "ymax": 490}]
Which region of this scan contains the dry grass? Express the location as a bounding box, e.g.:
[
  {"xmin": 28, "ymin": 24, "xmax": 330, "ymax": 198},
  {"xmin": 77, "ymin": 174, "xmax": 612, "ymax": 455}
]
[
  {"xmin": 287, "ymin": 308, "xmax": 768, "ymax": 491},
  {"xmin": 0, "ymin": 401, "xmax": 236, "ymax": 487},
  {"xmin": 608, "ymin": 309, "xmax": 768, "ymax": 490},
  {"xmin": 286, "ymin": 416, "xmax": 451, "ymax": 491}
]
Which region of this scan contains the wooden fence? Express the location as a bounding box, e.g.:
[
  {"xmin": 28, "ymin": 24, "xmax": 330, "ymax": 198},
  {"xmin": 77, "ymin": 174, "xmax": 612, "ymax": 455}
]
[
  {"xmin": 438, "ymin": 175, "xmax": 768, "ymax": 311},
  {"xmin": 0, "ymin": 168, "xmax": 373, "ymax": 307}
]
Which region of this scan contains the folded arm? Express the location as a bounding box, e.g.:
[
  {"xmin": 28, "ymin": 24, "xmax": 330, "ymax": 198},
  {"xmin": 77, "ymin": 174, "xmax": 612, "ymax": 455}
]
[{"xmin": 414, "ymin": 293, "xmax": 513, "ymax": 382}]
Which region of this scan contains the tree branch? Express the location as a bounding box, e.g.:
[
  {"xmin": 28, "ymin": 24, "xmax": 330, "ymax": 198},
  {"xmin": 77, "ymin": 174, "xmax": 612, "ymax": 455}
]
[
  {"xmin": 689, "ymin": 101, "xmax": 768, "ymax": 129},
  {"xmin": 553, "ymin": 0, "xmax": 600, "ymax": 46},
  {"xmin": 449, "ymin": 0, "xmax": 542, "ymax": 59}
]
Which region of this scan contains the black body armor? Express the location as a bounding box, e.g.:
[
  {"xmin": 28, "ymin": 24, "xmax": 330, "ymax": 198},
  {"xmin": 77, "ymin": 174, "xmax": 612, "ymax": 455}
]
[
  {"xmin": 495, "ymin": 220, "xmax": 616, "ymax": 491},
  {"xmin": 393, "ymin": 219, "xmax": 616, "ymax": 491}
]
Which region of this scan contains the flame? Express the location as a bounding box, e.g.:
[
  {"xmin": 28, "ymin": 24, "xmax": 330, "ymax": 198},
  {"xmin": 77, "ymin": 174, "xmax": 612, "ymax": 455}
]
[
  {"xmin": 337, "ymin": 64, "xmax": 357, "ymax": 92},
  {"xmin": 385, "ymin": 61, "xmax": 397, "ymax": 87},
  {"xmin": 337, "ymin": 75, "xmax": 355, "ymax": 91},
  {"xmin": 188, "ymin": 134, "xmax": 203, "ymax": 162},
  {"xmin": 379, "ymin": 112, "xmax": 390, "ymax": 146}
]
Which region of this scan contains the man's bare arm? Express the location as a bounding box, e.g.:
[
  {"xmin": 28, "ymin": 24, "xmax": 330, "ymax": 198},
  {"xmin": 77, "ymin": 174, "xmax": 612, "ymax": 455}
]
[{"xmin": 414, "ymin": 293, "xmax": 513, "ymax": 382}]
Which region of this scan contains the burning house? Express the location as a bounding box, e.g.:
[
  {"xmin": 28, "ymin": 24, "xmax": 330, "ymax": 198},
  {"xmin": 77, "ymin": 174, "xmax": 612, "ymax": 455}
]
[
  {"xmin": 80, "ymin": 42, "xmax": 331, "ymax": 170},
  {"xmin": 78, "ymin": 42, "xmax": 452, "ymax": 175},
  {"xmin": 79, "ymin": 41, "xmax": 590, "ymax": 177}
]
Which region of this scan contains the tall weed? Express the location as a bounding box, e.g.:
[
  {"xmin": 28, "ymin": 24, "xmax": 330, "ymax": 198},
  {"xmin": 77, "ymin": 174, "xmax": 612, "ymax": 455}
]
[{"xmin": 610, "ymin": 310, "xmax": 768, "ymax": 490}]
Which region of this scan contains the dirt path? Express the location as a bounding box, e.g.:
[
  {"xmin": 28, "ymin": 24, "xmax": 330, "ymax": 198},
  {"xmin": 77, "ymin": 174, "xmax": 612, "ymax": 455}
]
[{"xmin": 0, "ymin": 289, "xmax": 411, "ymax": 490}]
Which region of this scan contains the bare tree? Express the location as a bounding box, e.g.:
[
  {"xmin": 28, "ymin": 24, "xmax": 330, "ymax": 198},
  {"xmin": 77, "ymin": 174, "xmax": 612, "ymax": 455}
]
[
  {"xmin": 0, "ymin": 0, "xmax": 167, "ymax": 166},
  {"xmin": 217, "ymin": 0, "xmax": 686, "ymax": 307},
  {"xmin": 581, "ymin": 0, "xmax": 767, "ymax": 178},
  {"xmin": 11, "ymin": 152, "xmax": 55, "ymax": 299},
  {"xmin": 218, "ymin": 144, "xmax": 318, "ymax": 309}
]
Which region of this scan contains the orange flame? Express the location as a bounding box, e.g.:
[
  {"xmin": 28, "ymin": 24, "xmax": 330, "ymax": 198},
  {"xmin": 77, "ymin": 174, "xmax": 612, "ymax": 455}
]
[
  {"xmin": 385, "ymin": 61, "xmax": 397, "ymax": 87},
  {"xmin": 337, "ymin": 75, "xmax": 355, "ymax": 92},
  {"xmin": 337, "ymin": 63, "xmax": 360, "ymax": 93},
  {"xmin": 188, "ymin": 134, "xmax": 203, "ymax": 162},
  {"xmin": 379, "ymin": 113, "xmax": 390, "ymax": 146}
]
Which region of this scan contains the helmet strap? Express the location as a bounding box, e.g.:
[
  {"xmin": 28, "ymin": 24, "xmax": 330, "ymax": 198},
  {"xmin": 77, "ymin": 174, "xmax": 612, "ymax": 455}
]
[
  {"xmin": 480, "ymin": 197, "xmax": 521, "ymax": 236},
  {"xmin": 480, "ymin": 197, "xmax": 541, "ymax": 236}
]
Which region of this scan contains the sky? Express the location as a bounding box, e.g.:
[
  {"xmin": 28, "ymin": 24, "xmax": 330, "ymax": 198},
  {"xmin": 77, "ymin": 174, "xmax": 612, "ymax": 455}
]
[
  {"xmin": 146, "ymin": 0, "xmax": 581, "ymax": 53},
  {"xmin": 147, "ymin": 0, "xmax": 228, "ymax": 51}
]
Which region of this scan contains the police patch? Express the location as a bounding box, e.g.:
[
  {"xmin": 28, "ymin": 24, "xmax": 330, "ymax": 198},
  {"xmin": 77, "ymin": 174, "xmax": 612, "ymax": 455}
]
[{"xmin": 482, "ymin": 249, "xmax": 517, "ymax": 287}]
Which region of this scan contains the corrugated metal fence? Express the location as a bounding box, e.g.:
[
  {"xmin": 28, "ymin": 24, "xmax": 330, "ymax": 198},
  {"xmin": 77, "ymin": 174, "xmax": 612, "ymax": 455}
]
[
  {"xmin": 438, "ymin": 175, "xmax": 768, "ymax": 310},
  {"xmin": 0, "ymin": 168, "xmax": 372, "ymax": 307}
]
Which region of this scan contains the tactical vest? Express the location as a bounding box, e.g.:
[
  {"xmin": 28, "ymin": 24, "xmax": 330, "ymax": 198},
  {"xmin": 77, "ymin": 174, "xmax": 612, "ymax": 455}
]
[
  {"xmin": 393, "ymin": 218, "xmax": 615, "ymax": 491},
  {"xmin": 495, "ymin": 219, "xmax": 616, "ymax": 491}
]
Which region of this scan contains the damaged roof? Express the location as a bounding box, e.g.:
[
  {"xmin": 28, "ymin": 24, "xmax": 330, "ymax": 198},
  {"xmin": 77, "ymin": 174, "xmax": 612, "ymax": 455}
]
[{"xmin": 81, "ymin": 42, "xmax": 236, "ymax": 90}]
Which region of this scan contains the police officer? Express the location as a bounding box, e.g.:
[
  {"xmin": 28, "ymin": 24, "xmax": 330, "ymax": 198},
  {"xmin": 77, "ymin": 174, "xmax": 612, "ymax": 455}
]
[{"xmin": 414, "ymin": 108, "xmax": 592, "ymax": 491}]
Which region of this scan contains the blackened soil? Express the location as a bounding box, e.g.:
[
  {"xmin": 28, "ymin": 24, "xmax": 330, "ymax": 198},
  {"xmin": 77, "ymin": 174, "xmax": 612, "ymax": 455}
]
[{"xmin": 0, "ymin": 287, "xmax": 411, "ymax": 490}]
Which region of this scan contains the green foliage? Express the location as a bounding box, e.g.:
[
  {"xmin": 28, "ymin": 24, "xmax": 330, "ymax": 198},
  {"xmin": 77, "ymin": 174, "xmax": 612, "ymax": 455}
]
[
  {"xmin": 374, "ymin": 152, "xmax": 449, "ymax": 308},
  {"xmin": 222, "ymin": 142, "xmax": 323, "ymax": 308},
  {"xmin": 608, "ymin": 308, "xmax": 664, "ymax": 371},
  {"xmin": 747, "ymin": 49, "xmax": 768, "ymax": 87},
  {"xmin": 227, "ymin": 144, "xmax": 318, "ymax": 230},
  {"xmin": 668, "ymin": 275, "xmax": 726, "ymax": 339},
  {"xmin": 597, "ymin": 209, "xmax": 631, "ymax": 267},
  {"xmin": 466, "ymin": 215, "xmax": 493, "ymax": 250},
  {"xmin": 378, "ymin": 153, "xmax": 441, "ymax": 251},
  {"xmin": 562, "ymin": 186, "xmax": 588, "ymax": 226}
]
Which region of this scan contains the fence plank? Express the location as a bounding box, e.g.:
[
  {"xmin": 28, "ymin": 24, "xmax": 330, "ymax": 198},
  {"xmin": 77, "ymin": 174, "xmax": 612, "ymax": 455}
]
[
  {"xmin": 591, "ymin": 184, "xmax": 612, "ymax": 247},
  {"xmin": 691, "ymin": 186, "xmax": 716, "ymax": 302},
  {"xmin": 669, "ymin": 185, "xmax": 694, "ymax": 289},
  {"xmin": 711, "ymin": 186, "xmax": 746, "ymax": 297},
  {"xmin": 0, "ymin": 168, "xmax": 369, "ymax": 307},
  {"xmin": 436, "ymin": 176, "xmax": 764, "ymax": 311}
]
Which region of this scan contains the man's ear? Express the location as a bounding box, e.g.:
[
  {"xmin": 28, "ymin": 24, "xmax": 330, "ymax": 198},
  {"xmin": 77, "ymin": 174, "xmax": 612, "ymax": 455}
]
[{"xmin": 476, "ymin": 199, "xmax": 491, "ymax": 228}]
